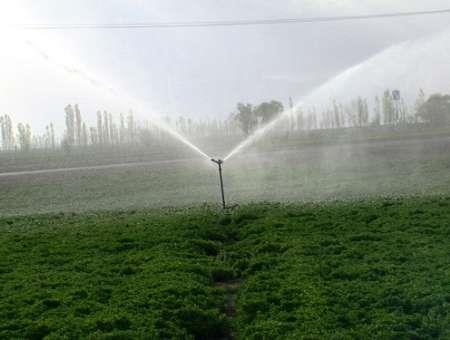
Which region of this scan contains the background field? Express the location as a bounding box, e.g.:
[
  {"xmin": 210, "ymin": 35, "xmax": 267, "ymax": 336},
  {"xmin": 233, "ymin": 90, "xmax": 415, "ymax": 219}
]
[
  {"xmin": 1, "ymin": 197, "xmax": 449, "ymax": 338},
  {"xmin": 1, "ymin": 127, "xmax": 450, "ymax": 216}
]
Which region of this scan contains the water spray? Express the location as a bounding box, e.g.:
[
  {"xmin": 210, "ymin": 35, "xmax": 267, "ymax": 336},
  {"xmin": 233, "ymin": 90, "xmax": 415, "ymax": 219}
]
[
  {"xmin": 25, "ymin": 38, "xmax": 212, "ymax": 161},
  {"xmin": 25, "ymin": 38, "xmax": 236, "ymax": 208},
  {"xmin": 211, "ymin": 158, "xmax": 226, "ymax": 209}
]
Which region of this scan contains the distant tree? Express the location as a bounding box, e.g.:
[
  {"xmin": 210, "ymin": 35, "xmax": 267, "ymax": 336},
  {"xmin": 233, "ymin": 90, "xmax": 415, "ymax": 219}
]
[
  {"xmin": 345, "ymin": 102, "xmax": 356, "ymax": 127},
  {"xmin": 90, "ymin": 127, "xmax": 98, "ymax": 145},
  {"xmin": 0, "ymin": 116, "xmax": 5, "ymax": 151},
  {"xmin": 363, "ymin": 98, "xmax": 369, "ymax": 126},
  {"xmin": 332, "ymin": 100, "xmax": 341, "ymax": 129},
  {"xmin": 296, "ymin": 107, "xmax": 304, "ymax": 131},
  {"xmin": 382, "ymin": 90, "xmax": 395, "ymax": 125},
  {"xmin": 0, "ymin": 116, "xmax": 3, "ymax": 150},
  {"xmin": 81, "ymin": 123, "xmax": 88, "ymax": 146},
  {"xmin": 288, "ymin": 97, "xmax": 295, "ymax": 132},
  {"xmin": 108, "ymin": 113, "xmax": 115, "ymax": 144},
  {"xmin": 103, "ymin": 111, "xmax": 110, "ymax": 144},
  {"xmin": 17, "ymin": 123, "xmax": 31, "ymax": 152},
  {"xmin": 120, "ymin": 113, "xmax": 126, "ymax": 144},
  {"xmin": 0, "ymin": 114, "xmax": 15, "ymax": 150},
  {"xmin": 50, "ymin": 123, "xmax": 55, "ymax": 149},
  {"xmin": 74, "ymin": 104, "xmax": 82, "ymax": 145},
  {"xmin": 96, "ymin": 111, "xmax": 103, "ymax": 144},
  {"xmin": 372, "ymin": 96, "xmax": 381, "ymax": 126},
  {"xmin": 417, "ymin": 93, "xmax": 450, "ymax": 126},
  {"xmin": 414, "ymin": 89, "xmax": 426, "ymax": 123},
  {"xmin": 308, "ymin": 107, "xmax": 318, "ymax": 130},
  {"xmin": 64, "ymin": 105, "xmax": 75, "ymax": 146},
  {"xmin": 399, "ymin": 98, "xmax": 409, "ymax": 124},
  {"xmin": 356, "ymin": 97, "xmax": 365, "ymax": 127},
  {"xmin": 234, "ymin": 103, "xmax": 256, "ymax": 135},
  {"xmin": 45, "ymin": 125, "xmax": 51, "ymax": 149},
  {"xmin": 127, "ymin": 111, "xmax": 135, "ymax": 143},
  {"xmin": 254, "ymin": 100, "xmax": 284, "ymax": 124},
  {"xmin": 324, "ymin": 108, "xmax": 333, "ymax": 129}
]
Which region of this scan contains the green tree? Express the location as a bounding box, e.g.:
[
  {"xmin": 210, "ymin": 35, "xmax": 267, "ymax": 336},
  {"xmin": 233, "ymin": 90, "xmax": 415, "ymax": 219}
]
[
  {"xmin": 17, "ymin": 123, "xmax": 31, "ymax": 152},
  {"xmin": 414, "ymin": 89, "xmax": 426, "ymax": 123},
  {"xmin": 50, "ymin": 123, "xmax": 55, "ymax": 149},
  {"xmin": 234, "ymin": 103, "xmax": 256, "ymax": 135},
  {"xmin": 0, "ymin": 114, "xmax": 14, "ymax": 150},
  {"xmin": 90, "ymin": 127, "xmax": 98, "ymax": 145},
  {"xmin": 64, "ymin": 105, "xmax": 75, "ymax": 146},
  {"xmin": 127, "ymin": 110, "xmax": 135, "ymax": 143},
  {"xmin": 119, "ymin": 114, "xmax": 126, "ymax": 143},
  {"xmin": 382, "ymin": 90, "xmax": 394, "ymax": 125},
  {"xmin": 356, "ymin": 97, "xmax": 369, "ymax": 127},
  {"xmin": 254, "ymin": 100, "xmax": 284, "ymax": 124},
  {"xmin": 103, "ymin": 111, "xmax": 110, "ymax": 144},
  {"xmin": 97, "ymin": 111, "xmax": 103, "ymax": 144},
  {"xmin": 74, "ymin": 104, "xmax": 82, "ymax": 145},
  {"xmin": 372, "ymin": 96, "xmax": 381, "ymax": 126},
  {"xmin": 81, "ymin": 123, "xmax": 88, "ymax": 146},
  {"xmin": 417, "ymin": 93, "xmax": 450, "ymax": 126},
  {"xmin": 332, "ymin": 100, "xmax": 341, "ymax": 129}
]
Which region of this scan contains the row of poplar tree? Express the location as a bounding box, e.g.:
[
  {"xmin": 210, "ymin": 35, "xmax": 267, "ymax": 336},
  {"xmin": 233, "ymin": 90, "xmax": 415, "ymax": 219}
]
[
  {"xmin": 62, "ymin": 104, "xmax": 137, "ymax": 148},
  {"xmin": 232, "ymin": 89, "xmax": 424, "ymax": 136},
  {"xmin": 1, "ymin": 88, "xmax": 447, "ymax": 153}
]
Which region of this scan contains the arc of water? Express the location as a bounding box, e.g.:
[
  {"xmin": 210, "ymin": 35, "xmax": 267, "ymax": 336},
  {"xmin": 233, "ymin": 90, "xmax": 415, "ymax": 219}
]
[
  {"xmin": 25, "ymin": 39, "xmax": 211, "ymax": 161},
  {"xmin": 223, "ymin": 103, "xmax": 302, "ymax": 161},
  {"xmin": 223, "ymin": 40, "xmax": 408, "ymax": 162}
]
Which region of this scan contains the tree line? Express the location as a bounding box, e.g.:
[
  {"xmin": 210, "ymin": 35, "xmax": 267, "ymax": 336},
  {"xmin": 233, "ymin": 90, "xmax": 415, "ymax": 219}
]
[
  {"xmin": 1, "ymin": 89, "xmax": 450, "ymax": 153},
  {"xmin": 231, "ymin": 89, "xmax": 436, "ymax": 136}
]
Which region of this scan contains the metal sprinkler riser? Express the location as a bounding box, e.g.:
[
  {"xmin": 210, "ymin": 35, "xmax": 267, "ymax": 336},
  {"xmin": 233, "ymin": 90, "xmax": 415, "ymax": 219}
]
[{"xmin": 211, "ymin": 158, "xmax": 226, "ymax": 209}]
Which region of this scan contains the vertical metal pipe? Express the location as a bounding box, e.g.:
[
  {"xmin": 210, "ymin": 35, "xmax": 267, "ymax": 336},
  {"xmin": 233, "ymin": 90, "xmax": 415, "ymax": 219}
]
[
  {"xmin": 218, "ymin": 162, "xmax": 226, "ymax": 209},
  {"xmin": 211, "ymin": 158, "xmax": 226, "ymax": 209}
]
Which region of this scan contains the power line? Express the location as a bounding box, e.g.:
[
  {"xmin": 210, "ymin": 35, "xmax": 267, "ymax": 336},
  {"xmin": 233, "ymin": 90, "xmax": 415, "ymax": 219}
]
[{"xmin": 5, "ymin": 8, "xmax": 450, "ymax": 30}]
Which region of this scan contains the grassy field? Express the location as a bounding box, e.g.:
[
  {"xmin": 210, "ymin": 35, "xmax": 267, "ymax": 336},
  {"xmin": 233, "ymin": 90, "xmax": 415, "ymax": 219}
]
[
  {"xmin": 1, "ymin": 125, "xmax": 449, "ymax": 173},
  {"xmin": 1, "ymin": 134, "xmax": 450, "ymax": 216},
  {"xmin": 1, "ymin": 196, "xmax": 449, "ymax": 339}
]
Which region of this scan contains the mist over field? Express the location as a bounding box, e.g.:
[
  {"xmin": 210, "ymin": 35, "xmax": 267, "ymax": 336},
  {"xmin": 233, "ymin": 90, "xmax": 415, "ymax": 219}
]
[{"xmin": 1, "ymin": 1, "xmax": 450, "ymax": 339}]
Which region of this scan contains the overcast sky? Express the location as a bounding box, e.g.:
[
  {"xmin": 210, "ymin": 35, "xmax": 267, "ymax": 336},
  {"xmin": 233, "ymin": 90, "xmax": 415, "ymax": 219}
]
[{"xmin": 1, "ymin": 1, "xmax": 450, "ymax": 133}]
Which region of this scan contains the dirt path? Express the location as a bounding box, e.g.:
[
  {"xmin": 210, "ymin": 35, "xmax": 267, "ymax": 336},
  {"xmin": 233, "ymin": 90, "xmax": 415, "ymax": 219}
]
[
  {"xmin": 214, "ymin": 279, "xmax": 243, "ymax": 340},
  {"xmin": 0, "ymin": 157, "xmax": 198, "ymax": 177},
  {"xmin": 215, "ymin": 280, "xmax": 243, "ymax": 318}
]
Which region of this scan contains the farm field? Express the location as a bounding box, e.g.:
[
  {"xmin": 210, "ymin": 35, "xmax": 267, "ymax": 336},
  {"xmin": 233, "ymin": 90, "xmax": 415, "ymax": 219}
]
[
  {"xmin": 0, "ymin": 196, "xmax": 449, "ymax": 338},
  {"xmin": 1, "ymin": 134, "xmax": 450, "ymax": 216},
  {"xmin": 1, "ymin": 125, "xmax": 449, "ymax": 173},
  {"xmin": 3, "ymin": 2, "xmax": 450, "ymax": 339}
]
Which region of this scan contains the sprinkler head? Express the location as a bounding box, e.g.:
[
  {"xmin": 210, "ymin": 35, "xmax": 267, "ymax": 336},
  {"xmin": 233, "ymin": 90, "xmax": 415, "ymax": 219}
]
[{"xmin": 211, "ymin": 158, "xmax": 223, "ymax": 165}]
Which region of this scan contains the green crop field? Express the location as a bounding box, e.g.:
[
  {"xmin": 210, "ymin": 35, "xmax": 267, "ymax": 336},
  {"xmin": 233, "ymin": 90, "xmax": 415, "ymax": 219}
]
[
  {"xmin": 3, "ymin": 1, "xmax": 450, "ymax": 338},
  {"xmin": 1, "ymin": 196, "xmax": 449, "ymax": 339}
]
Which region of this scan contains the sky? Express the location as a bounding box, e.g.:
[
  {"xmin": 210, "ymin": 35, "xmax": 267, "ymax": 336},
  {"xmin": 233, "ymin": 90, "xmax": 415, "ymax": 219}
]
[{"xmin": 1, "ymin": 0, "xmax": 450, "ymax": 134}]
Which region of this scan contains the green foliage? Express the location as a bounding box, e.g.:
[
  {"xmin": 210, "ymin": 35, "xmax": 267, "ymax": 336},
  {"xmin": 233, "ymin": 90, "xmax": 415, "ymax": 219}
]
[
  {"xmin": 254, "ymin": 101, "xmax": 284, "ymax": 124},
  {"xmin": 230, "ymin": 197, "xmax": 450, "ymax": 339},
  {"xmin": 0, "ymin": 197, "xmax": 449, "ymax": 338},
  {"xmin": 233, "ymin": 100, "xmax": 284, "ymax": 135},
  {"xmin": 234, "ymin": 102, "xmax": 257, "ymax": 136},
  {"xmin": 417, "ymin": 93, "xmax": 450, "ymax": 126},
  {"xmin": 0, "ymin": 208, "xmax": 229, "ymax": 339}
]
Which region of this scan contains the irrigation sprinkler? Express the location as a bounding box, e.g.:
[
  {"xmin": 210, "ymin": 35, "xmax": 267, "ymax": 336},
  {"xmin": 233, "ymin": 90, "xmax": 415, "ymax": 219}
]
[{"xmin": 211, "ymin": 158, "xmax": 226, "ymax": 209}]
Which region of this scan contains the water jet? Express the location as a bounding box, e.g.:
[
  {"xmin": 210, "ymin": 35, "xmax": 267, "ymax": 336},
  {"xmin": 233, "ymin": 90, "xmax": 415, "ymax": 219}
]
[{"xmin": 211, "ymin": 158, "xmax": 226, "ymax": 209}]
